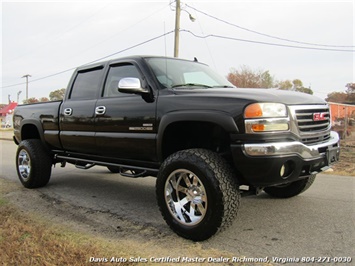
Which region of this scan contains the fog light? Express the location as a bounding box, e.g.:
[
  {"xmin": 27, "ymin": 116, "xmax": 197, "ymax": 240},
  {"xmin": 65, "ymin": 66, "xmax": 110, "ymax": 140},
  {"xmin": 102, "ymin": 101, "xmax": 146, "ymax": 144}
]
[
  {"xmin": 280, "ymin": 160, "xmax": 295, "ymax": 179},
  {"xmin": 280, "ymin": 165, "xmax": 286, "ymax": 177}
]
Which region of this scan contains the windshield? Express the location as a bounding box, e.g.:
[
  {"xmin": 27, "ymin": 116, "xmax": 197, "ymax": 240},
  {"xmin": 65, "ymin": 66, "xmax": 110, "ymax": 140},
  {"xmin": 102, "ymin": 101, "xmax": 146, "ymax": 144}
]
[{"xmin": 146, "ymin": 58, "xmax": 234, "ymax": 89}]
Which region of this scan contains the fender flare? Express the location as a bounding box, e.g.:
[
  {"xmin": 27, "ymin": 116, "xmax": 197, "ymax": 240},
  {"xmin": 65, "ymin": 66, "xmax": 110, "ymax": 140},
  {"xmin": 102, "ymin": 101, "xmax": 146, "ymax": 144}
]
[
  {"xmin": 156, "ymin": 110, "xmax": 239, "ymax": 161},
  {"xmin": 19, "ymin": 119, "xmax": 46, "ymax": 144}
]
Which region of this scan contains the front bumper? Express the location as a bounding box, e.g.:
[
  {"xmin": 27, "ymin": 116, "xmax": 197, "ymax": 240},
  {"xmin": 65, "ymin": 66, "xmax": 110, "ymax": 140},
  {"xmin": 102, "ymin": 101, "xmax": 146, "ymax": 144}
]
[{"xmin": 231, "ymin": 131, "xmax": 340, "ymax": 187}]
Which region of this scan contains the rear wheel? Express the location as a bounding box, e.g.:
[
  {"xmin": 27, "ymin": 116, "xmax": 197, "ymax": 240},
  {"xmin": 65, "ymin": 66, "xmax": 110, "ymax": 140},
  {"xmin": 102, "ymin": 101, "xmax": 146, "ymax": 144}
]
[
  {"xmin": 264, "ymin": 175, "xmax": 316, "ymax": 198},
  {"xmin": 16, "ymin": 139, "xmax": 52, "ymax": 188},
  {"xmin": 156, "ymin": 149, "xmax": 240, "ymax": 241}
]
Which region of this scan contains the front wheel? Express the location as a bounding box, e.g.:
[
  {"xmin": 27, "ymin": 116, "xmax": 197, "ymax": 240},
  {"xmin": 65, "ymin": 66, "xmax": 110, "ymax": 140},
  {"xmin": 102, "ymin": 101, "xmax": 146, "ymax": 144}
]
[
  {"xmin": 156, "ymin": 149, "xmax": 240, "ymax": 241},
  {"xmin": 16, "ymin": 139, "xmax": 52, "ymax": 188},
  {"xmin": 264, "ymin": 174, "xmax": 316, "ymax": 198}
]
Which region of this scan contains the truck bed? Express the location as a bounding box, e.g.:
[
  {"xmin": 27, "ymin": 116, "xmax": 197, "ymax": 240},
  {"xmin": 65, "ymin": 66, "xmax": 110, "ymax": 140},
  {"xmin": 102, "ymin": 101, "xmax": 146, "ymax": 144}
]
[{"xmin": 14, "ymin": 101, "xmax": 62, "ymax": 149}]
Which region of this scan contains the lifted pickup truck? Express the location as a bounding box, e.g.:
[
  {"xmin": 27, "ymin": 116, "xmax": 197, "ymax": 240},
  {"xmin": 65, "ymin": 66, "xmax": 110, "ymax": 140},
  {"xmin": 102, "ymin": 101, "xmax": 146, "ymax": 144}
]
[{"xmin": 13, "ymin": 56, "xmax": 340, "ymax": 241}]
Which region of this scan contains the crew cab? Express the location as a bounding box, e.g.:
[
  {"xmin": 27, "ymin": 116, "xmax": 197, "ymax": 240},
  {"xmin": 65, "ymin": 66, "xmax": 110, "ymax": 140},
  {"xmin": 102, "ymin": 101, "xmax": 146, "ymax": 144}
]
[{"xmin": 13, "ymin": 56, "xmax": 340, "ymax": 241}]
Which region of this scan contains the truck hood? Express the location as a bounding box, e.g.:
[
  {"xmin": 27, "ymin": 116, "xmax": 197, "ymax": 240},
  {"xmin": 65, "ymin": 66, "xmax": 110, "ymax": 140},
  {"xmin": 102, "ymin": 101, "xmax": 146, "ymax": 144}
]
[{"xmin": 172, "ymin": 88, "xmax": 326, "ymax": 105}]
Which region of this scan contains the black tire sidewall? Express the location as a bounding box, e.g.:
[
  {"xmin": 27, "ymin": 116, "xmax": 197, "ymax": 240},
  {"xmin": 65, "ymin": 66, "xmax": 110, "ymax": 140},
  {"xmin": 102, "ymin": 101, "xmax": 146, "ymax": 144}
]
[
  {"xmin": 264, "ymin": 175, "xmax": 316, "ymax": 198},
  {"xmin": 16, "ymin": 139, "xmax": 52, "ymax": 188},
  {"xmin": 156, "ymin": 150, "xmax": 226, "ymax": 241}
]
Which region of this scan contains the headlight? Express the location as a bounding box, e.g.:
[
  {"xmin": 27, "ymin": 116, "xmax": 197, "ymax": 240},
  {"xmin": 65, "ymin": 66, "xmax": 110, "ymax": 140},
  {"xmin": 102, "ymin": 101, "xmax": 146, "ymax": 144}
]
[
  {"xmin": 244, "ymin": 103, "xmax": 289, "ymax": 133},
  {"xmin": 244, "ymin": 103, "xmax": 287, "ymax": 118}
]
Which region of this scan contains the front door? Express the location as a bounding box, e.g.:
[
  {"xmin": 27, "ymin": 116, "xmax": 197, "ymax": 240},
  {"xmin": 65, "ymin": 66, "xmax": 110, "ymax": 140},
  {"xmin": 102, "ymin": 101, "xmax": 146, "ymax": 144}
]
[{"xmin": 94, "ymin": 63, "xmax": 157, "ymax": 161}]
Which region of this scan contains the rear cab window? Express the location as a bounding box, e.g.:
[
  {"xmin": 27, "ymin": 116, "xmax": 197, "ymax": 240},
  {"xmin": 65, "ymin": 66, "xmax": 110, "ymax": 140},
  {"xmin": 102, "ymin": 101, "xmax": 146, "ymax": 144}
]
[{"xmin": 69, "ymin": 66, "xmax": 105, "ymax": 100}]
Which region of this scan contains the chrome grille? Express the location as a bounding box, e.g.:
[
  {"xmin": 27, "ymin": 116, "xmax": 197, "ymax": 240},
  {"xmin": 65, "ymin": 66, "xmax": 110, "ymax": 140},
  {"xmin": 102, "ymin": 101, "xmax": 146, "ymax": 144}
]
[
  {"xmin": 289, "ymin": 105, "xmax": 332, "ymax": 145},
  {"xmin": 295, "ymin": 107, "xmax": 330, "ymax": 132}
]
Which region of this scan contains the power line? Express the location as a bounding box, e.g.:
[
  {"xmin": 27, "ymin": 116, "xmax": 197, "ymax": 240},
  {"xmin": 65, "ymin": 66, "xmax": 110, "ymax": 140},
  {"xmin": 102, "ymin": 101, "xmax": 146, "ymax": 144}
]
[
  {"xmin": 83, "ymin": 30, "xmax": 175, "ymax": 65},
  {"xmin": 1, "ymin": 30, "xmax": 175, "ymax": 89},
  {"xmin": 3, "ymin": 28, "xmax": 352, "ymax": 90},
  {"xmin": 185, "ymin": 4, "xmax": 355, "ymax": 49},
  {"xmin": 181, "ymin": 29, "xmax": 355, "ymax": 52},
  {"xmin": 4, "ymin": 3, "xmax": 169, "ymax": 66},
  {"xmin": 68, "ymin": 3, "xmax": 170, "ymax": 62}
]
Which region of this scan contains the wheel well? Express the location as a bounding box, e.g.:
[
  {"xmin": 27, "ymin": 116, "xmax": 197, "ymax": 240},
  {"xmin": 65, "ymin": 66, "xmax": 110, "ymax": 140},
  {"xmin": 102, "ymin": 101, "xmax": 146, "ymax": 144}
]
[
  {"xmin": 21, "ymin": 124, "xmax": 41, "ymax": 140},
  {"xmin": 161, "ymin": 121, "xmax": 231, "ymax": 160}
]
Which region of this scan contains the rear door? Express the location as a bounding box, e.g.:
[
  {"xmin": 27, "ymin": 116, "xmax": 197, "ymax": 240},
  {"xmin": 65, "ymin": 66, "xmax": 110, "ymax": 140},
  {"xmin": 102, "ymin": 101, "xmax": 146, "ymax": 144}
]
[
  {"xmin": 94, "ymin": 62, "xmax": 157, "ymax": 161},
  {"xmin": 60, "ymin": 65, "xmax": 105, "ymax": 154}
]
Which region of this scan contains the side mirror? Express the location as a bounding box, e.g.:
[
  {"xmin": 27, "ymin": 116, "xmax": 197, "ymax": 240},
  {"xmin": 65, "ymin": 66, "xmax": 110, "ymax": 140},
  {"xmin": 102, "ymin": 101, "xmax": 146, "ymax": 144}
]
[{"xmin": 118, "ymin": 78, "xmax": 148, "ymax": 94}]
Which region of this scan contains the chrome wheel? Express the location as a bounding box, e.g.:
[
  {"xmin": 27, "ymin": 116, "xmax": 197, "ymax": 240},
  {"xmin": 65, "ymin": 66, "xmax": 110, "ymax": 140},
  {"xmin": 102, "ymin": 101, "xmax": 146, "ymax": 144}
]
[
  {"xmin": 157, "ymin": 149, "xmax": 240, "ymax": 240},
  {"xmin": 18, "ymin": 149, "xmax": 31, "ymax": 181},
  {"xmin": 164, "ymin": 169, "xmax": 207, "ymax": 226},
  {"xmin": 16, "ymin": 140, "xmax": 52, "ymax": 188}
]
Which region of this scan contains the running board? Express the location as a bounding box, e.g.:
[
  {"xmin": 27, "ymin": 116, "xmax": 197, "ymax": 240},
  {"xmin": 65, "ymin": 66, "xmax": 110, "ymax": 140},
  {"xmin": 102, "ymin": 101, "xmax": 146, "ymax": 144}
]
[
  {"xmin": 120, "ymin": 169, "xmax": 147, "ymax": 178},
  {"xmin": 55, "ymin": 154, "xmax": 159, "ymax": 176},
  {"xmin": 75, "ymin": 162, "xmax": 96, "ymax": 170}
]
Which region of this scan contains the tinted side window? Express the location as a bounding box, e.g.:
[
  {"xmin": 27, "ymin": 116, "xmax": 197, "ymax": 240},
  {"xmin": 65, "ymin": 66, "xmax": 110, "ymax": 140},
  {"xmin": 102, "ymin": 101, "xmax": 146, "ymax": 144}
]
[
  {"xmin": 103, "ymin": 64, "xmax": 141, "ymax": 97},
  {"xmin": 70, "ymin": 67, "xmax": 104, "ymax": 100}
]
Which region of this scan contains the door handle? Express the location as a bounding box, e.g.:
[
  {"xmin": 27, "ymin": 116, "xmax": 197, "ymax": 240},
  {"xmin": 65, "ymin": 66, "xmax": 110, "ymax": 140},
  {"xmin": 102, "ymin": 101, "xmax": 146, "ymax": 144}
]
[
  {"xmin": 64, "ymin": 108, "xmax": 72, "ymax": 116},
  {"xmin": 95, "ymin": 106, "xmax": 106, "ymax": 115}
]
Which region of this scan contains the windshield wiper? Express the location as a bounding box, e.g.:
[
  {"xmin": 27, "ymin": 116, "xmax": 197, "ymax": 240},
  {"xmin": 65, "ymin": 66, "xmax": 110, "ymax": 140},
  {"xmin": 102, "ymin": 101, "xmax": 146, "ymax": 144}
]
[{"xmin": 171, "ymin": 83, "xmax": 213, "ymax": 89}]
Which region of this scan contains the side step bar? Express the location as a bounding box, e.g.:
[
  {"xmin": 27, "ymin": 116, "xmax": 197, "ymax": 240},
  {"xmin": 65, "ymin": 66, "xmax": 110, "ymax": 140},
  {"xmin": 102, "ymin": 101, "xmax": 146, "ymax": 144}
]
[
  {"xmin": 119, "ymin": 168, "xmax": 148, "ymax": 178},
  {"xmin": 54, "ymin": 154, "xmax": 159, "ymax": 176}
]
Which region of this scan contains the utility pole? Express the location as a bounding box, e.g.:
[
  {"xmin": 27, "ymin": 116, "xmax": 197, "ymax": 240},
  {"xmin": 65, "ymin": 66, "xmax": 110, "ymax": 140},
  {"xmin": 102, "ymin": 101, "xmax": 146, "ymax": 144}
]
[
  {"xmin": 22, "ymin": 74, "xmax": 31, "ymax": 100},
  {"xmin": 343, "ymin": 106, "xmax": 348, "ymax": 139},
  {"xmin": 17, "ymin": 91, "xmax": 22, "ymax": 103},
  {"xmin": 174, "ymin": 0, "xmax": 181, "ymax": 58}
]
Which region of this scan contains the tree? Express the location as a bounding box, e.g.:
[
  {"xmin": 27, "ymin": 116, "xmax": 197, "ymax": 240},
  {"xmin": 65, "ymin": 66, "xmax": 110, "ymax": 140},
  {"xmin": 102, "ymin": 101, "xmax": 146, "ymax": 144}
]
[
  {"xmin": 49, "ymin": 88, "xmax": 66, "ymax": 101},
  {"xmin": 326, "ymin": 83, "xmax": 355, "ymax": 104},
  {"xmin": 296, "ymin": 87, "xmax": 313, "ymax": 95},
  {"xmin": 22, "ymin": 97, "xmax": 49, "ymax": 104},
  {"xmin": 292, "ymin": 79, "xmax": 303, "ymax": 90},
  {"xmin": 227, "ymin": 66, "xmax": 275, "ymax": 88},
  {"xmin": 346, "ymin": 83, "xmax": 355, "ymax": 91},
  {"xmin": 345, "ymin": 83, "xmax": 355, "ymax": 103},
  {"xmin": 39, "ymin": 97, "xmax": 50, "ymax": 102},
  {"xmin": 276, "ymin": 78, "xmax": 313, "ymax": 95},
  {"xmin": 260, "ymin": 70, "xmax": 274, "ymax": 88},
  {"xmin": 23, "ymin": 97, "xmax": 39, "ymax": 104},
  {"xmin": 277, "ymin": 80, "xmax": 293, "ymax": 90},
  {"xmin": 227, "ymin": 66, "xmax": 312, "ymax": 94},
  {"xmin": 325, "ymin": 91, "xmax": 348, "ymax": 103}
]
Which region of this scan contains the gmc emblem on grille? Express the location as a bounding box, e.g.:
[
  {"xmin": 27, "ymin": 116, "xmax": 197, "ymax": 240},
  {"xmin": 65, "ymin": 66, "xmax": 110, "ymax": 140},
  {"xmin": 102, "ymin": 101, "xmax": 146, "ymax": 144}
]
[{"xmin": 313, "ymin": 112, "xmax": 327, "ymax": 121}]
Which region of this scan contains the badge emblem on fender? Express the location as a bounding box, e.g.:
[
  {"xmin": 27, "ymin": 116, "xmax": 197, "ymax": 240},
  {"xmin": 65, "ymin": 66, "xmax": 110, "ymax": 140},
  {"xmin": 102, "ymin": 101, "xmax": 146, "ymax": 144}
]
[{"xmin": 129, "ymin": 123, "xmax": 153, "ymax": 131}]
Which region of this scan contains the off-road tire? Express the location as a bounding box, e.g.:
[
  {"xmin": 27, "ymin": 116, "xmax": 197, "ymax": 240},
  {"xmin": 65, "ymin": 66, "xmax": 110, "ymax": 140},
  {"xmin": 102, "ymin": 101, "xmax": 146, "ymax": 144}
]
[
  {"xmin": 16, "ymin": 139, "xmax": 52, "ymax": 188},
  {"xmin": 156, "ymin": 149, "xmax": 240, "ymax": 241},
  {"xmin": 264, "ymin": 174, "xmax": 316, "ymax": 198}
]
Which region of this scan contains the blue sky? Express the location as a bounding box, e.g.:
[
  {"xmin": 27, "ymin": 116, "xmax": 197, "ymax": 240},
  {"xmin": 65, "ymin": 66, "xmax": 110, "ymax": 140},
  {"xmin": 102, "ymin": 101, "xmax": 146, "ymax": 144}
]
[{"xmin": 1, "ymin": 0, "xmax": 354, "ymax": 103}]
